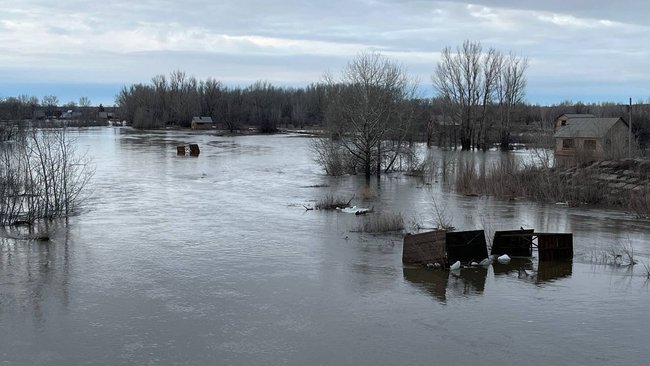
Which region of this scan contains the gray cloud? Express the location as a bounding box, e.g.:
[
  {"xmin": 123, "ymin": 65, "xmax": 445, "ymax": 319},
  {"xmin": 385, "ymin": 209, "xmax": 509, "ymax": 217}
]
[
  {"xmin": 0, "ymin": 0, "xmax": 648, "ymax": 104},
  {"xmin": 439, "ymin": 0, "xmax": 650, "ymax": 25}
]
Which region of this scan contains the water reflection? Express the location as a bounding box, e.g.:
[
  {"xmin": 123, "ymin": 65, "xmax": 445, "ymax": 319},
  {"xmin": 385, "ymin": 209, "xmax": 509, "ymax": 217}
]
[
  {"xmin": 537, "ymin": 260, "xmax": 573, "ymax": 283},
  {"xmin": 492, "ymin": 258, "xmax": 573, "ymax": 285},
  {"xmin": 404, "ymin": 259, "xmax": 573, "ymax": 303},
  {"xmin": 492, "ymin": 257, "xmax": 535, "ymax": 276},
  {"xmin": 402, "ymin": 267, "xmax": 488, "ymax": 304},
  {"xmin": 448, "ymin": 266, "xmax": 487, "ymax": 297},
  {"xmin": 0, "ymin": 226, "xmax": 71, "ymax": 325},
  {"xmin": 402, "ymin": 267, "xmax": 449, "ymax": 303}
]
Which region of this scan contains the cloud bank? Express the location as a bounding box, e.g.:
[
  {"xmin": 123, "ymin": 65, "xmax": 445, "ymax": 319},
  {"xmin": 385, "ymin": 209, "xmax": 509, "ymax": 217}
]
[{"xmin": 1, "ymin": 0, "xmax": 648, "ymax": 104}]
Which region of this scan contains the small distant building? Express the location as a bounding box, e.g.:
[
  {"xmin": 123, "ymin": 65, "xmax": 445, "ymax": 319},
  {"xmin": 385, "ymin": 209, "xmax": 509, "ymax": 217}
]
[
  {"xmin": 61, "ymin": 109, "xmax": 82, "ymax": 119},
  {"xmin": 554, "ymin": 114, "xmax": 630, "ymax": 167},
  {"xmin": 191, "ymin": 116, "xmax": 214, "ymax": 130},
  {"xmin": 98, "ymin": 111, "xmax": 114, "ymax": 120}
]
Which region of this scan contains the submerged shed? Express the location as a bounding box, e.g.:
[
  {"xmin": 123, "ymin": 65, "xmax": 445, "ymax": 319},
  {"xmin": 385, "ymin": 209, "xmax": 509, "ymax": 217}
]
[{"xmin": 191, "ymin": 116, "xmax": 214, "ymax": 130}]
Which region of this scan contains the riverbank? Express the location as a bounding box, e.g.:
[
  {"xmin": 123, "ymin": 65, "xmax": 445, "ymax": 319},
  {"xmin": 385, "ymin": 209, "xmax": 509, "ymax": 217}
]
[{"xmin": 455, "ymin": 158, "xmax": 650, "ymax": 217}]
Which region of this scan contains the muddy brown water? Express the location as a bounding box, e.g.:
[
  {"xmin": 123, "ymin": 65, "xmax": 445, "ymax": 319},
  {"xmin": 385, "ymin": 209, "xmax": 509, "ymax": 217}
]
[{"xmin": 1, "ymin": 128, "xmax": 649, "ymax": 365}]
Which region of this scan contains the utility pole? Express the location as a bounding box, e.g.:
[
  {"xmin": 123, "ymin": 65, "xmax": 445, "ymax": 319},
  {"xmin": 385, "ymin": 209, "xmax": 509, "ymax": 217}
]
[{"xmin": 628, "ymin": 97, "xmax": 632, "ymax": 158}]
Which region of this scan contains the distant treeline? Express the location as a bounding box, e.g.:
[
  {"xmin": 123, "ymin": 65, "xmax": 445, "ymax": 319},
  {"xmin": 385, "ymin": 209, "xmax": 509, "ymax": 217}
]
[
  {"xmin": 114, "ymin": 70, "xmax": 650, "ymax": 148},
  {"xmin": 115, "ymin": 71, "xmax": 329, "ymax": 132},
  {"xmin": 2, "ymin": 76, "xmax": 649, "ymax": 149},
  {"xmin": 0, "ymin": 94, "xmax": 107, "ymax": 125}
]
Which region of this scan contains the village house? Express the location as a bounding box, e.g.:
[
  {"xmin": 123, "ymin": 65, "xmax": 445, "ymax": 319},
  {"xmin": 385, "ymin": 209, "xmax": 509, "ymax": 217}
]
[
  {"xmin": 60, "ymin": 109, "xmax": 83, "ymax": 119},
  {"xmin": 98, "ymin": 111, "xmax": 114, "ymax": 120},
  {"xmin": 553, "ymin": 113, "xmax": 630, "ymax": 167},
  {"xmin": 191, "ymin": 116, "xmax": 214, "ymax": 130}
]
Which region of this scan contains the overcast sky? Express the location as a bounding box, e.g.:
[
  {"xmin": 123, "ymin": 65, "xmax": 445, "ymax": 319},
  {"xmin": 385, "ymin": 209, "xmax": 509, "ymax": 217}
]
[{"xmin": 1, "ymin": 0, "xmax": 649, "ymax": 105}]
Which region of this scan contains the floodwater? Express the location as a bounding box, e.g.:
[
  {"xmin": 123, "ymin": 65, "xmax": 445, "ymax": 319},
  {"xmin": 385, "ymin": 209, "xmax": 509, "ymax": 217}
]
[{"xmin": 1, "ymin": 127, "xmax": 649, "ymax": 365}]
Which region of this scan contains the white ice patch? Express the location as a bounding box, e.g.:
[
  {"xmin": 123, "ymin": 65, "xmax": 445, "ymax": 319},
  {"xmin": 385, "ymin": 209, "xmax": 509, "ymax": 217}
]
[{"xmin": 338, "ymin": 206, "xmax": 370, "ymax": 214}]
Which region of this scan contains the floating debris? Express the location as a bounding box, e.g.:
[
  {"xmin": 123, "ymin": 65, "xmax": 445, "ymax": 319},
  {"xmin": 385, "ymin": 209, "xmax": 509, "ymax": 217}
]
[
  {"xmin": 338, "ymin": 206, "xmax": 372, "ymax": 215},
  {"xmin": 497, "ymin": 254, "xmax": 511, "ymax": 263}
]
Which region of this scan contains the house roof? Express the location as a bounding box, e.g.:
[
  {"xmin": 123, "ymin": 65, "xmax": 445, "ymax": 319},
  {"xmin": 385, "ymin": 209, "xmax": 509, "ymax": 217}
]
[
  {"xmin": 554, "ymin": 117, "xmax": 626, "ymax": 138},
  {"xmin": 192, "ymin": 116, "xmax": 213, "ymax": 123},
  {"xmin": 557, "ymin": 113, "xmax": 595, "ymax": 119}
]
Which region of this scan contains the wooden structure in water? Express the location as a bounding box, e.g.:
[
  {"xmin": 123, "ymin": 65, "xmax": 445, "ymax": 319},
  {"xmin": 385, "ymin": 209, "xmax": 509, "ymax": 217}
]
[
  {"xmin": 403, "ymin": 230, "xmax": 446, "ymax": 267},
  {"xmin": 492, "ymin": 230, "xmax": 573, "ymax": 262},
  {"xmin": 445, "ymin": 230, "xmax": 488, "ymax": 264},
  {"xmin": 537, "ymin": 233, "xmax": 573, "ymax": 261},
  {"xmin": 403, "ymin": 229, "xmax": 488, "ymax": 267},
  {"xmin": 189, "ymin": 144, "xmax": 200, "ymax": 156},
  {"xmin": 176, "ymin": 144, "xmax": 200, "ymax": 157},
  {"xmin": 403, "ymin": 228, "xmax": 573, "ymax": 268},
  {"xmin": 491, "ymin": 229, "xmax": 534, "ymax": 257}
]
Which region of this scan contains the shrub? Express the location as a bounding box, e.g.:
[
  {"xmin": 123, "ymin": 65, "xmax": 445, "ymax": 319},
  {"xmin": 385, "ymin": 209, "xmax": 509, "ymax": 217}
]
[
  {"xmin": 315, "ymin": 194, "xmax": 353, "ymax": 210},
  {"xmin": 356, "ymin": 212, "xmax": 404, "ymax": 233},
  {"xmin": 630, "ymin": 187, "xmax": 650, "ymax": 219}
]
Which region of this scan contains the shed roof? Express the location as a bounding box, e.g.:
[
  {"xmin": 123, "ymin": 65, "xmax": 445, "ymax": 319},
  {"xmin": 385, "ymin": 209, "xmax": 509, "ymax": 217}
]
[
  {"xmin": 192, "ymin": 116, "xmax": 213, "ymax": 123},
  {"xmin": 554, "ymin": 117, "xmax": 625, "ymax": 138}
]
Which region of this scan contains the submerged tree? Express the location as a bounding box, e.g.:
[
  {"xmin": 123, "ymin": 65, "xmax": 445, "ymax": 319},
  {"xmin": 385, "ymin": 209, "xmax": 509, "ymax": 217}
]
[
  {"xmin": 314, "ymin": 51, "xmax": 418, "ymax": 178},
  {"xmin": 432, "ymin": 40, "xmax": 528, "ymax": 151},
  {"xmin": 496, "ymin": 54, "xmax": 528, "ymax": 151},
  {"xmin": 0, "ymin": 127, "xmax": 94, "ymax": 232}
]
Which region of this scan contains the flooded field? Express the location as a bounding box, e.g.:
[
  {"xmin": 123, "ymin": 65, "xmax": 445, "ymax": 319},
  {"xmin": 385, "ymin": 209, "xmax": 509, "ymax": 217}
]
[{"xmin": 1, "ymin": 128, "xmax": 649, "ymax": 365}]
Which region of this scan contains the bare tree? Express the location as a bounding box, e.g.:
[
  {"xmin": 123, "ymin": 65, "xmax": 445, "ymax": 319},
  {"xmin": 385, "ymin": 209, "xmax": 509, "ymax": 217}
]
[
  {"xmin": 433, "ymin": 41, "xmax": 483, "ymax": 150},
  {"xmin": 496, "ymin": 54, "xmax": 528, "ymax": 150},
  {"xmin": 42, "ymin": 95, "xmax": 59, "ymax": 118},
  {"xmin": 78, "ymin": 96, "xmax": 93, "ymax": 122},
  {"xmin": 316, "ymin": 51, "xmax": 417, "ymax": 178},
  {"xmin": 433, "ymin": 40, "xmax": 527, "ymax": 151},
  {"xmin": 78, "ymin": 97, "xmax": 91, "ymax": 108},
  {"xmin": 477, "ymin": 48, "xmax": 503, "ymax": 150},
  {"xmin": 201, "ymin": 78, "xmax": 223, "ymax": 119}
]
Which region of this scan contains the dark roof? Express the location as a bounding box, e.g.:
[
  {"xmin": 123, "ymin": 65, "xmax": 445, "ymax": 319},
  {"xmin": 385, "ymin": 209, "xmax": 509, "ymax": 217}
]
[
  {"xmin": 554, "ymin": 117, "xmax": 626, "ymax": 138},
  {"xmin": 192, "ymin": 116, "xmax": 213, "ymax": 123},
  {"xmin": 557, "ymin": 113, "xmax": 595, "ymax": 120}
]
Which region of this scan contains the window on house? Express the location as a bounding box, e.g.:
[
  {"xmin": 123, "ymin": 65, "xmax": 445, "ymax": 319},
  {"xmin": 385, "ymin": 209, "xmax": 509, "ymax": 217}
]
[
  {"xmin": 562, "ymin": 139, "xmax": 575, "ymax": 149},
  {"xmin": 584, "ymin": 140, "xmax": 596, "ymax": 150}
]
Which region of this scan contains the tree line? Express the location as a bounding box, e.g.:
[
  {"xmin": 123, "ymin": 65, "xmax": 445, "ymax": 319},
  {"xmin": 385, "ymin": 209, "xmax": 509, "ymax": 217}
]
[
  {"xmin": 0, "ymin": 95, "xmax": 97, "ymax": 121},
  {"xmin": 115, "ymin": 71, "xmax": 329, "ymax": 131}
]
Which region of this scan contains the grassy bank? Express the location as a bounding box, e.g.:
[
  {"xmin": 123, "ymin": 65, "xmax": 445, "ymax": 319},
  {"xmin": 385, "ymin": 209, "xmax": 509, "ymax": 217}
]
[{"xmin": 454, "ymin": 159, "xmax": 650, "ymax": 217}]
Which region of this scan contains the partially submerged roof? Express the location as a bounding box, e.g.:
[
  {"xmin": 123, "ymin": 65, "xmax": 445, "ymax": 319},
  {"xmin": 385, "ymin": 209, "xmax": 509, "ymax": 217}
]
[
  {"xmin": 554, "ymin": 117, "xmax": 626, "ymax": 138},
  {"xmin": 192, "ymin": 116, "xmax": 213, "ymax": 123}
]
